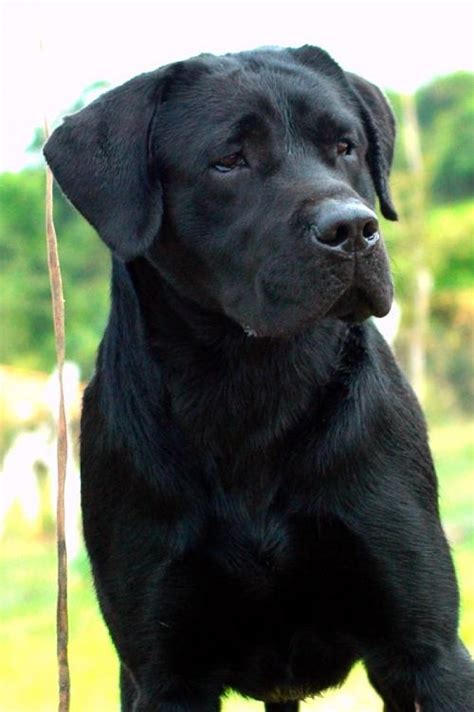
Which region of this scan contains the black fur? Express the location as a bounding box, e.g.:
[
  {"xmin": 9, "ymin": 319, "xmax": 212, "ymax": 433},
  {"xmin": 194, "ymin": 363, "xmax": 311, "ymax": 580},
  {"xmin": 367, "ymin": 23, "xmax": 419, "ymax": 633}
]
[{"xmin": 44, "ymin": 46, "xmax": 473, "ymax": 711}]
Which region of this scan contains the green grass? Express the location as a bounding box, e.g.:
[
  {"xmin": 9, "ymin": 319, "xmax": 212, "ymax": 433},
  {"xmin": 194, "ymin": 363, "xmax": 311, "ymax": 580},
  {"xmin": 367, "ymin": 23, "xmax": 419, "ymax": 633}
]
[
  {"xmin": 432, "ymin": 420, "xmax": 474, "ymax": 531},
  {"xmin": 1, "ymin": 420, "xmax": 473, "ymax": 711}
]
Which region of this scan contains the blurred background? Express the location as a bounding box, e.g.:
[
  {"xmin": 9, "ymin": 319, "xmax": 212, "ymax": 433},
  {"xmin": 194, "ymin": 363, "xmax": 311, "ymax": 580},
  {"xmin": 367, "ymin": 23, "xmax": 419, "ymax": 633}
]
[{"xmin": 1, "ymin": 1, "xmax": 473, "ymax": 710}]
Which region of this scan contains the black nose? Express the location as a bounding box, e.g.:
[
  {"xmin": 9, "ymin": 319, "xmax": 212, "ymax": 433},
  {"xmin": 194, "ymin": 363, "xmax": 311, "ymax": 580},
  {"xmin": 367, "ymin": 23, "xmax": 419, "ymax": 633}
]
[{"xmin": 311, "ymin": 200, "xmax": 380, "ymax": 254}]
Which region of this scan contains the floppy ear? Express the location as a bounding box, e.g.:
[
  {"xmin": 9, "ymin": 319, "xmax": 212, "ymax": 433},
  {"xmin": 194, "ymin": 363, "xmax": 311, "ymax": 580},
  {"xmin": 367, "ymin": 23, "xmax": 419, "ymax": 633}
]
[
  {"xmin": 43, "ymin": 70, "xmax": 164, "ymax": 261},
  {"xmin": 345, "ymin": 73, "xmax": 398, "ymax": 221}
]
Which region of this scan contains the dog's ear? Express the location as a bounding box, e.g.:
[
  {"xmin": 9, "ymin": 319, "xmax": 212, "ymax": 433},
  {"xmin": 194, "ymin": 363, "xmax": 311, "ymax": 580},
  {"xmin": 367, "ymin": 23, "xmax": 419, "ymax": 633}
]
[
  {"xmin": 345, "ymin": 73, "xmax": 398, "ymax": 221},
  {"xmin": 44, "ymin": 70, "xmax": 165, "ymax": 261}
]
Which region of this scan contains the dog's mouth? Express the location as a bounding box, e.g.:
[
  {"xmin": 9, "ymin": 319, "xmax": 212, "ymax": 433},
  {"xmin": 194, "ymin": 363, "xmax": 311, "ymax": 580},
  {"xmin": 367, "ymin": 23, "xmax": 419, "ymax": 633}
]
[
  {"xmin": 239, "ymin": 275, "xmax": 392, "ymax": 338},
  {"xmin": 241, "ymin": 290, "xmax": 378, "ymax": 338}
]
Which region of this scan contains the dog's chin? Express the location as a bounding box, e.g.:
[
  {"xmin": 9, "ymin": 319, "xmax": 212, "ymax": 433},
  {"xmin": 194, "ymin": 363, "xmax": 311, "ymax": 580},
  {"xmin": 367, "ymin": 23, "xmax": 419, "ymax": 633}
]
[
  {"xmin": 327, "ymin": 285, "xmax": 393, "ymax": 324},
  {"xmin": 237, "ymin": 302, "xmax": 331, "ymax": 340},
  {"xmin": 236, "ymin": 303, "xmax": 341, "ymax": 340}
]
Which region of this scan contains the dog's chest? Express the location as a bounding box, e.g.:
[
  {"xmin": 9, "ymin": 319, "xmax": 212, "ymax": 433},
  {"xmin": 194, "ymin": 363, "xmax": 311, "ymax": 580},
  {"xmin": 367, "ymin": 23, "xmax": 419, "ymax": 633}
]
[
  {"xmin": 204, "ymin": 492, "xmax": 363, "ymax": 699},
  {"xmin": 210, "ymin": 494, "xmax": 291, "ymax": 588},
  {"xmin": 207, "ymin": 483, "xmax": 360, "ymax": 602}
]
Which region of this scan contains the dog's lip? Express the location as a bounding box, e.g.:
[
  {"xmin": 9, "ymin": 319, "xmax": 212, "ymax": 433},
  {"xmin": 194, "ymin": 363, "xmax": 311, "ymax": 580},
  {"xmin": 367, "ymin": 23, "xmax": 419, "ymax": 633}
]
[
  {"xmin": 238, "ymin": 279, "xmax": 391, "ymax": 337},
  {"xmin": 237, "ymin": 291, "xmax": 345, "ymax": 338},
  {"xmin": 234, "ymin": 256, "xmax": 393, "ymax": 336}
]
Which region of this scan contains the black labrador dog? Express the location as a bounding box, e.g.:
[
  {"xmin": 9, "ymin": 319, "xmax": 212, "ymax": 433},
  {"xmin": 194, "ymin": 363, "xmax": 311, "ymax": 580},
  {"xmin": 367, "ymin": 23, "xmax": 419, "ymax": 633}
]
[{"xmin": 44, "ymin": 46, "xmax": 474, "ymax": 711}]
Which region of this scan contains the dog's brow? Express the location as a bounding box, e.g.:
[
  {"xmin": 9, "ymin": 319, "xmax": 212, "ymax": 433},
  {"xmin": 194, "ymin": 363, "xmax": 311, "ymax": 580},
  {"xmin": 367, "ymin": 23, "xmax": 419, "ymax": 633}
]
[
  {"xmin": 301, "ymin": 110, "xmax": 362, "ymax": 142},
  {"xmin": 285, "ymin": 89, "xmax": 351, "ymax": 125},
  {"xmin": 231, "ymin": 112, "xmax": 269, "ymax": 142}
]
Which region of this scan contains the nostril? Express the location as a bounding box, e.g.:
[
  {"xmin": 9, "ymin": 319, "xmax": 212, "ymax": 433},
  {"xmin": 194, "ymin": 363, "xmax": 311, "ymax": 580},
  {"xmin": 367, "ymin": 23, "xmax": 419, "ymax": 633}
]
[
  {"xmin": 334, "ymin": 223, "xmax": 350, "ymax": 245},
  {"xmin": 316, "ymin": 218, "xmax": 376, "ymax": 248},
  {"xmin": 317, "ymin": 222, "xmax": 351, "ymax": 247},
  {"xmin": 362, "ymin": 219, "xmax": 378, "ymax": 239}
]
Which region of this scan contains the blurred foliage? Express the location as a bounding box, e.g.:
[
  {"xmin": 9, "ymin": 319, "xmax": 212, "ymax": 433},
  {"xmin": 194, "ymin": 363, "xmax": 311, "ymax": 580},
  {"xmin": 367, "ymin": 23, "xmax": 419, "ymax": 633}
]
[
  {"xmin": 389, "ymin": 72, "xmax": 474, "ymax": 200},
  {"xmin": 0, "ymin": 71, "xmax": 473, "ymax": 402},
  {"xmin": 416, "ymin": 72, "xmax": 474, "ymax": 201},
  {"xmin": 383, "ymin": 73, "xmax": 474, "ymax": 416},
  {"xmin": 0, "ymin": 171, "xmax": 110, "ymax": 377}
]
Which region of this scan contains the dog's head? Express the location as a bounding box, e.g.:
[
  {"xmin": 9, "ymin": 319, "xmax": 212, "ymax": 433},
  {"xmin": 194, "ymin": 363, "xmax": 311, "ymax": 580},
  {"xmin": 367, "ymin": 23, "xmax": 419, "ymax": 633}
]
[{"xmin": 44, "ymin": 46, "xmax": 397, "ymax": 337}]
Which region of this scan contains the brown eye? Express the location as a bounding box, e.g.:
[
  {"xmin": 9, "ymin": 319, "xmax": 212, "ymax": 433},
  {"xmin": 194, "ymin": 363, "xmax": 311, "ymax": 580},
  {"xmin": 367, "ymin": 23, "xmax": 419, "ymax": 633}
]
[
  {"xmin": 213, "ymin": 153, "xmax": 247, "ymax": 172},
  {"xmin": 336, "ymin": 140, "xmax": 353, "ymax": 156}
]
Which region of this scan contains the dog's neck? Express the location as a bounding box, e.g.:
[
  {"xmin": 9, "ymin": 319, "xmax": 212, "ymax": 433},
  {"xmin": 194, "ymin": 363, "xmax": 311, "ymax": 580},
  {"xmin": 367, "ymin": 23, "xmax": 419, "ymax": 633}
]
[{"xmin": 101, "ymin": 257, "xmax": 353, "ymax": 462}]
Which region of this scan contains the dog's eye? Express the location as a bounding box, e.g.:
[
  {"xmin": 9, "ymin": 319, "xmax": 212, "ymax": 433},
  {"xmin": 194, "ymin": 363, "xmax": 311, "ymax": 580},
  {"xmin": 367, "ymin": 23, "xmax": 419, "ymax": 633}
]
[
  {"xmin": 336, "ymin": 140, "xmax": 354, "ymax": 156},
  {"xmin": 213, "ymin": 153, "xmax": 247, "ymax": 173}
]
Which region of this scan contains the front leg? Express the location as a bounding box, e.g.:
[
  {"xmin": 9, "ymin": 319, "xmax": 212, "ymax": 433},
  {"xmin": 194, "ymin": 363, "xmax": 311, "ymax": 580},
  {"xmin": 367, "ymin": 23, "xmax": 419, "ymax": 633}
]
[
  {"xmin": 81, "ymin": 439, "xmax": 227, "ymax": 711},
  {"xmin": 415, "ymin": 639, "xmax": 473, "ymax": 711},
  {"xmin": 129, "ymin": 685, "xmax": 221, "ymax": 712},
  {"xmin": 119, "ymin": 655, "xmax": 222, "ymax": 711},
  {"xmin": 118, "ymin": 639, "xmax": 223, "ymax": 711},
  {"xmin": 84, "ymin": 498, "xmax": 225, "ymax": 711},
  {"xmin": 367, "ymin": 639, "xmax": 474, "ymax": 712},
  {"xmin": 121, "ymin": 664, "xmax": 222, "ymax": 712},
  {"xmin": 110, "ymin": 556, "xmax": 226, "ymax": 712}
]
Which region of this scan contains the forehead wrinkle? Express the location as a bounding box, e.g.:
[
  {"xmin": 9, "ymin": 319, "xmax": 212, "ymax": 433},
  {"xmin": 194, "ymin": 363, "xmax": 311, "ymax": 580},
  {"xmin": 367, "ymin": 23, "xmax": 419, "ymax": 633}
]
[
  {"xmin": 202, "ymin": 76, "xmax": 286, "ymax": 153},
  {"xmin": 260, "ymin": 72, "xmax": 360, "ymax": 155},
  {"xmin": 287, "ymin": 90, "xmax": 364, "ymax": 147},
  {"xmin": 274, "ymin": 92, "xmax": 299, "ymax": 156},
  {"xmin": 240, "ymin": 72, "xmax": 302, "ymax": 156}
]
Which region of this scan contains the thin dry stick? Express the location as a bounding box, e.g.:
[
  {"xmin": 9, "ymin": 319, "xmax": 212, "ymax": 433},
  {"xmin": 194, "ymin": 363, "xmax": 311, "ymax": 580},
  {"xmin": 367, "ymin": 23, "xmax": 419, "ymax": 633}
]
[{"xmin": 44, "ymin": 120, "xmax": 70, "ymax": 712}]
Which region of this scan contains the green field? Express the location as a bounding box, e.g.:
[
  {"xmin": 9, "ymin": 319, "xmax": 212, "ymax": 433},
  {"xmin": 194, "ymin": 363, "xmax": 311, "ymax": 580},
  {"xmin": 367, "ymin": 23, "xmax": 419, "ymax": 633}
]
[{"xmin": 1, "ymin": 420, "xmax": 473, "ymax": 712}]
